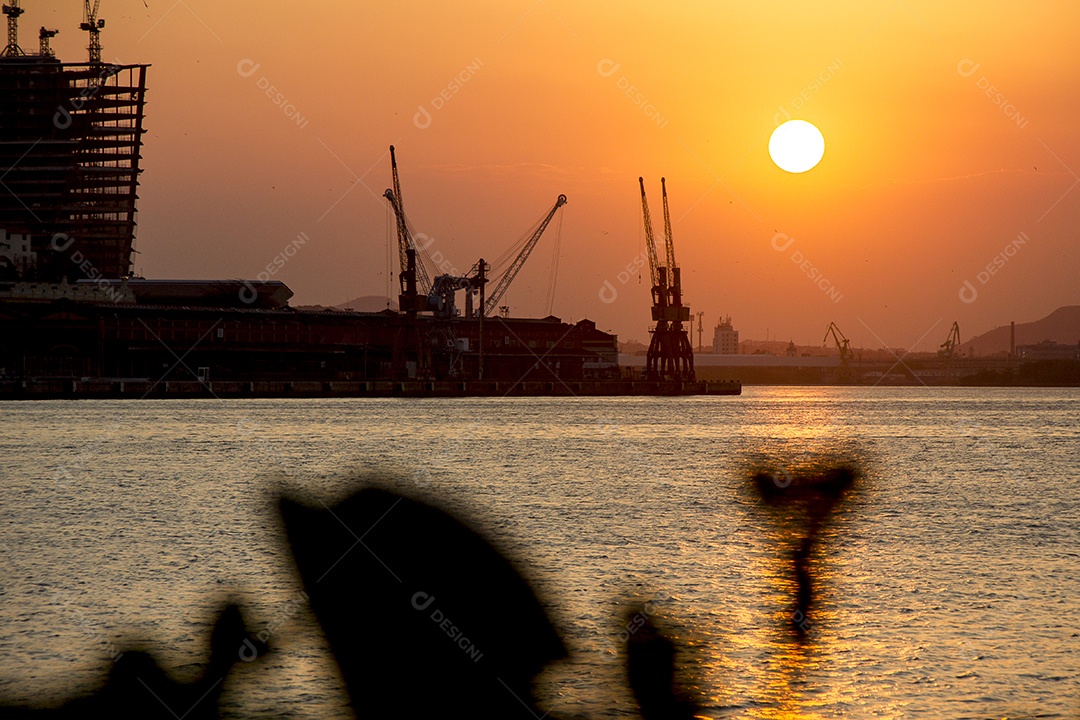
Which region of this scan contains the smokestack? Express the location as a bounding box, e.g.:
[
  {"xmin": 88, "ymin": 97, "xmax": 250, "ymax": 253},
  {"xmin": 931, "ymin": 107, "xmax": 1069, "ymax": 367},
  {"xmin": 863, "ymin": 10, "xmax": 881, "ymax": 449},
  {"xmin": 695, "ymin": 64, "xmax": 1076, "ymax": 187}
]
[{"xmin": 1010, "ymin": 321, "xmax": 1015, "ymax": 359}]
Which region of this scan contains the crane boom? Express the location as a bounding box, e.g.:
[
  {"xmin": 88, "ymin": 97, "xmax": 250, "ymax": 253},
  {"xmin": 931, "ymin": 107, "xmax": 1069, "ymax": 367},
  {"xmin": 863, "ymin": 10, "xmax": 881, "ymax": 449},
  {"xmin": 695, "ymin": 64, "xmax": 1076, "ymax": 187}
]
[
  {"xmin": 661, "ymin": 177, "xmax": 677, "ymax": 275},
  {"xmin": 482, "ymin": 194, "xmax": 567, "ymax": 317},
  {"xmin": 638, "ymin": 177, "xmax": 661, "ymax": 288},
  {"xmin": 391, "ymin": 145, "xmax": 406, "ymax": 274},
  {"xmin": 660, "ymin": 176, "xmax": 687, "ymax": 310}
]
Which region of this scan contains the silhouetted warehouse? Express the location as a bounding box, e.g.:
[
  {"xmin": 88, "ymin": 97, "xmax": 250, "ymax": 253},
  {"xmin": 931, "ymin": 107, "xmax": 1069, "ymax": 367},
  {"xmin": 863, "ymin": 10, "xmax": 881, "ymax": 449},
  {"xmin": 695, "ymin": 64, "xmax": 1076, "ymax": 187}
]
[{"xmin": 0, "ymin": 293, "xmax": 618, "ymax": 384}]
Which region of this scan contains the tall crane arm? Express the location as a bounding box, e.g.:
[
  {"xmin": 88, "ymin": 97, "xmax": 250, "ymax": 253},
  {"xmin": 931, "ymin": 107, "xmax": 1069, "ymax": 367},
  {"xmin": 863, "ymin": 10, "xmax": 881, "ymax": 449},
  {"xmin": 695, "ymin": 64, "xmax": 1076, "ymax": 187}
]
[
  {"xmin": 659, "ymin": 176, "xmax": 688, "ymax": 312},
  {"xmin": 660, "ymin": 177, "xmax": 677, "ymax": 274},
  {"xmin": 638, "ymin": 177, "xmax": 662, "ymax": 288},
  {"xmin": 385, "ymin": 146, "xmax": 432, "ymax": 296}
]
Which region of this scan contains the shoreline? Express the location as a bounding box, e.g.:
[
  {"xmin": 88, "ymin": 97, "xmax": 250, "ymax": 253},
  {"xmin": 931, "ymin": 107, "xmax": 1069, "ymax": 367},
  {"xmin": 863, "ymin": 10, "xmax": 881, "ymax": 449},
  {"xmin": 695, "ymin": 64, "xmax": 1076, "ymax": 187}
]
[{"xmin": 0, "ymin": 378, "xmax": 742, "ymax": 400}]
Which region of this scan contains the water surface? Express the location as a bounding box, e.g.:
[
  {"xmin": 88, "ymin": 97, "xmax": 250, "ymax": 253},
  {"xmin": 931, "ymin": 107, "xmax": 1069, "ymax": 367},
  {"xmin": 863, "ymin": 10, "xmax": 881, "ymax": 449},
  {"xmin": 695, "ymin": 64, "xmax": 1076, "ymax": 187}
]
[{"xmin": 0, "ymin": 387, "xmax": 1076, "ymax": 718}]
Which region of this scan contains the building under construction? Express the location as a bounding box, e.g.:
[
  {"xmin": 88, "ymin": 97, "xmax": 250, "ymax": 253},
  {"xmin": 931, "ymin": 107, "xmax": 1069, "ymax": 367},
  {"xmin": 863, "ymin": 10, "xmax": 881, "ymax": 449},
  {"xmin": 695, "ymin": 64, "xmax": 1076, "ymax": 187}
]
[
  {"xmin": 0, "ymin": 5, "xmax": 740, "ymax": 398},
  {"xmin": 0, "ymin": 2, "xmax": 146, "ymax": 281}
]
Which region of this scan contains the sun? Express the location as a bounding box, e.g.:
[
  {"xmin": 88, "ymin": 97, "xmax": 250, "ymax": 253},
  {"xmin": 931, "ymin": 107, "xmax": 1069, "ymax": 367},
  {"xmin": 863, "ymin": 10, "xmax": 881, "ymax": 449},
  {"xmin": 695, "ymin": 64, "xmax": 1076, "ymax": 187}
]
[{"xmin": 769, "ymin": 120, "xmax": 825, "ymax": 173}]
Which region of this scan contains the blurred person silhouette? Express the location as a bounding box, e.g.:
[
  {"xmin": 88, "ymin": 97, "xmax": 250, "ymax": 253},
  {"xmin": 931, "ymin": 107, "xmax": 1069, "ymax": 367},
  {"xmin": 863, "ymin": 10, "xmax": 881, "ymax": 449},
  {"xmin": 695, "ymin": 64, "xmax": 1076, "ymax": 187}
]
[{"xmin": 0, "ymin": 603, "xmax": 266, "ymax": 718}]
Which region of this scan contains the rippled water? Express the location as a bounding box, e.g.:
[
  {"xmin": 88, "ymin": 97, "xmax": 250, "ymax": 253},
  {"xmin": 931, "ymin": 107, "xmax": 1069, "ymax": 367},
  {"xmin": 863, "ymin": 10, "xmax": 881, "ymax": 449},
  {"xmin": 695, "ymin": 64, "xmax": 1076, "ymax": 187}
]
[{"xmin": 0, "ymin": 388, "xmax": 1077, "ymax": 718}]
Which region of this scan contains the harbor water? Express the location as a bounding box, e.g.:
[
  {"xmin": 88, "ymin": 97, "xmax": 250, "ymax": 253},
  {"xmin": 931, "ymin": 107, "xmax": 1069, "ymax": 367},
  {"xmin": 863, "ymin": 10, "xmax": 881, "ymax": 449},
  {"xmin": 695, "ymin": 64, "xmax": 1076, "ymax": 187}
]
[{"xmin": 0, "ymin": 387, "xmax": 1077, "ymax": 718}]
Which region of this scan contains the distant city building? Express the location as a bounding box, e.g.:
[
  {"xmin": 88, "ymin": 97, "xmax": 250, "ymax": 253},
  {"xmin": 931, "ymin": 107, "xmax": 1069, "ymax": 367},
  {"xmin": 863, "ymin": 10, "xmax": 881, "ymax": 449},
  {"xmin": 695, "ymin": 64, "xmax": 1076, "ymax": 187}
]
[
  {"xmin": 712, "ymin": 315, "xmax": 739, "ymax": 354},
  {"xmin": 1016, "ymin": 340, "xmax": 1080, "ymax": 361}
]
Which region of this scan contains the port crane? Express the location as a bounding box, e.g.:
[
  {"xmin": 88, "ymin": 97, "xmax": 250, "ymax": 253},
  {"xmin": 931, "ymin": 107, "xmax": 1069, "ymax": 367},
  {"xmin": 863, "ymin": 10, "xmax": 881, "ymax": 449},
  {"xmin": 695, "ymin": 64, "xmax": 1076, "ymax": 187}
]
[
  {"xmin": 639, "ymin": 177, "xmax": 694, "ymax": 381},
  {"xmin": 384, "ymin": 145, "xmax": 432, "ymax": 314},
  {"xmin": 384, "ymin": 147, "xmax": 564, "ymax": 322},
  {"xmin": 385, "ymin": 145, "xmax": 476, "ymax": 319},
  {"xmin": 938, "ymin": 321, "xmax": 961, "ymax": 359},
  {"xmin": 383, "ymin": 146, "xmax": 434, "ymax": 378},
  {"xmin": 823, "ymin": 321, "xmax": 855, "ymax": 372},
  {"xmin": 383, "ymin": 148, "xmax": 566, "ymax": 377},
  {"xmin": 81, "ymin": 1, "xmax": 105, "ymax": 64},
  {"xmin": 1, "ymin": 0, "xmax": 25, "ymax": 57},
  {"xmin": 823, "ymin": 322, "xmax": 853, "ymax": 360}
]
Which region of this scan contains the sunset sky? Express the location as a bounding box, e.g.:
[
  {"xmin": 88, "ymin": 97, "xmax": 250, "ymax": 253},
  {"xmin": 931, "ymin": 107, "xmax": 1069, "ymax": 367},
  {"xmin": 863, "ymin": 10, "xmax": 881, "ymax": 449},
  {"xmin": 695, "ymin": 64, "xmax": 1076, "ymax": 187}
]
[{"xmin": 31, "ymin": 1, "xmax": 1080, "ymax": 349}]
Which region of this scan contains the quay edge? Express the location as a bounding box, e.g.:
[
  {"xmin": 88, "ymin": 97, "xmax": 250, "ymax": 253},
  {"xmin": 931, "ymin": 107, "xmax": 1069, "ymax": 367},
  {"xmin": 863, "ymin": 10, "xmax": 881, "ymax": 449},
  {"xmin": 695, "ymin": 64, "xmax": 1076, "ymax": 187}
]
[{"xmin": 0, "ymin": 379, "xmax": 741, "ymax": 400}]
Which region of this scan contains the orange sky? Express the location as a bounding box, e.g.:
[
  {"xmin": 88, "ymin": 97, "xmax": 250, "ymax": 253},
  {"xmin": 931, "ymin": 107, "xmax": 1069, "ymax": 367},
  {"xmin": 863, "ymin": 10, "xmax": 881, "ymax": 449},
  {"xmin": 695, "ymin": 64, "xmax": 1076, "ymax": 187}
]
[{"xmin": 31, "ymin": 1, "xmax": 1080, "ymax": 349}]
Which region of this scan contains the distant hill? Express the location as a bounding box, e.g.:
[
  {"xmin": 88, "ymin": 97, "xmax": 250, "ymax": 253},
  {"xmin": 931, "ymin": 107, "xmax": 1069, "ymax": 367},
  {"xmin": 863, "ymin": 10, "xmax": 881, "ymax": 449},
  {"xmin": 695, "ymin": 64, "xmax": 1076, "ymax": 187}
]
[
  {"xmin": 961, "ymin": 305, "xmax": 1080, "ymax": 356},
  {"xmin": 336, "ymin": 295, "xmax": 395, "ymax": 312},
  {"xmin": 293, "ymin": 296, "xmax": 395, "ymax": 313}
]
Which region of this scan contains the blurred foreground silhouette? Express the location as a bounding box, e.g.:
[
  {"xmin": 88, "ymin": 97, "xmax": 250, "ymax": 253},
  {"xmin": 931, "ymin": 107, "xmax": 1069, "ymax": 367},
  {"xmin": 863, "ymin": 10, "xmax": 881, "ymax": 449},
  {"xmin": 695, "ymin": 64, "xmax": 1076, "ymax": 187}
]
[
  {"xmin": 282, "ymin": 489, "xmax": 702, "ymax": 719},
  {"xmin": 1, "ymin": 486, "xmax": 712, "ymax": 719},
  {"xmin": 0, "ymin": 604, "xmax": 266, "ymax": 719},
  {"xmin": 750, "ymin": 463, "xmax": 860, "ymax": 640},
  {"xmin": 624, "ymin": 605, "xmax": 700, "ymax": 720},
  {"xmin": 281, "ymin": 488, "xmax": 566, "ymax": 718}
]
